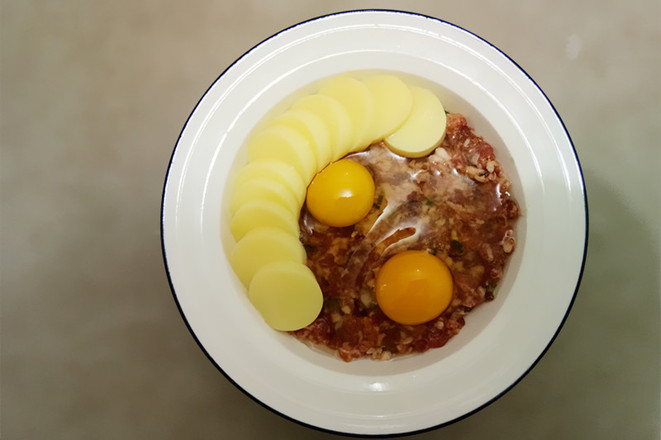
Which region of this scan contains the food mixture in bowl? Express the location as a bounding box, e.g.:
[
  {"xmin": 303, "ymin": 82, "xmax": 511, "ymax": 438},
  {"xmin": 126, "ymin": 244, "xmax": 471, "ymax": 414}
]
[
  {"xmin": 227, "ymin": 73, "xmax": 520, "ymax": 362},
  {"xmin": 295, "ymin": 113, "xmax": 519, "ymax": 361}
]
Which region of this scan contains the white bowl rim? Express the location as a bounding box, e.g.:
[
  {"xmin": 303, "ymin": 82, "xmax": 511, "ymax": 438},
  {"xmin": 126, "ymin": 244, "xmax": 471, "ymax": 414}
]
[{"xmin": 160, "ymin": 9, "xmax": 589, "ymax": 437}]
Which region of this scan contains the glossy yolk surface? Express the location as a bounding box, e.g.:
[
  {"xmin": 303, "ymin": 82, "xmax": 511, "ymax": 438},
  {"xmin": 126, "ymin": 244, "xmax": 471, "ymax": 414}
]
[
  {"xmin": 305, "ymin": 159, "xmax": 375, "ymax": 227},
  {"xmin": 375, "ymin": 250, "xmax": 453, "ymax": 325}
]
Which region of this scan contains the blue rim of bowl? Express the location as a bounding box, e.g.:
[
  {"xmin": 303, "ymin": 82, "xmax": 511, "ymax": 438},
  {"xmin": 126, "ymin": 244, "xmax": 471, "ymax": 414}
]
[{"xmin": 160, "ymin": 9, "xmax": 589, "ymax": 437}]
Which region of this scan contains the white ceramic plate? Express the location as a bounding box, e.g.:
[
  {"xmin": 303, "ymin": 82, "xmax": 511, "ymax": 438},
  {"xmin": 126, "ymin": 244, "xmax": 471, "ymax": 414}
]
[{"xmin": 161, "ymin": 10, "xmax": 587, "ymax": 436}]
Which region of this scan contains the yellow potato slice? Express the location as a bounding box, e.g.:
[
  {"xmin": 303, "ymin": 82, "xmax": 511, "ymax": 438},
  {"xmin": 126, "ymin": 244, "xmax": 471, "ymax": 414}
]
[
  {"xmin": 230, "ymin": 227, "xmax": 306, "ymax": 287},
  {"xmin": 248, "ymin": 261, "xmax": 323, "ymax": 331},
  {"xmin": 229, "ymin": 178, "xmax": 299, "ymax": 216},
  {"xmin": 290, "ymin": 94, "xmax": 353, "ymax": 161},
  {"xmin": 268, "ymin": 109, "xmax": 332, "ymax": 170},
  {"xmin": 363, "ymin": 74, "xmax": 414, "ymax": 141},
  {"xmin": 247, "ymin": 125, "xmax": 317, "ymax": 182},
  {"xmin": 318, "ymin": 75, "xmax": 375, "ymax": 153},
  {"xmin": 232, "ymin": 160, "xmax": 307, "ymax": 208},
  {"xmin": 384, "ymin": 86, "xmax": 447, "ymax": 158},
  {"xmin": 230, "ymin": 199, "xmax": 299, "ymax": 241}
]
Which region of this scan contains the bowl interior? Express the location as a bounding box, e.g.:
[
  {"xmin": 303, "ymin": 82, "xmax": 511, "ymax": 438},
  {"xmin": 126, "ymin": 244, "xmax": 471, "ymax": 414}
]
[{"xmin": 218, "ymin": 70, "xmax": 528, "ymax": 375}]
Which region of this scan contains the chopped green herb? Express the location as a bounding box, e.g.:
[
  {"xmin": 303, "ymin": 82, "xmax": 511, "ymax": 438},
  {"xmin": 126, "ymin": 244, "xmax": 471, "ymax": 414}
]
[
  {"xmin": 485, "ymin": 281, "xmax": 498, "ymax": 293},
  {"xmin": 324, "ymin": 297, "xmax": 340, "ymax": 313},
  {"xmin": 484, "ymin": 281, "xmax": 498, "ymax": 300},
  {"xmin": 450, "ymin": 239, "xmax": 464, "ymax": 255},
  {"xmin": 373, "ymin": 193, "xmax": 384, "ymax": 209}
]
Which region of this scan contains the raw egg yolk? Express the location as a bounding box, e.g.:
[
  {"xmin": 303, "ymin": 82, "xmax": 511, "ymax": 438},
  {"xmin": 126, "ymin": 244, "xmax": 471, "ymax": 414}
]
[
  {"xmin": 375, "ymin": 250, "xmax": 453, "ymax": 325},
  {"xmin": 306, "ymin": 159, "xmax": 375, "ymax": 227}
]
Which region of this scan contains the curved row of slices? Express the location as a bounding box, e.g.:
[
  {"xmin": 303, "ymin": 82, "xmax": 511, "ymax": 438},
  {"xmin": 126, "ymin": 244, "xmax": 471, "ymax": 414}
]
[{"xmin": 229, "ymin": 74, "xmax": 447, "ymax": 331}]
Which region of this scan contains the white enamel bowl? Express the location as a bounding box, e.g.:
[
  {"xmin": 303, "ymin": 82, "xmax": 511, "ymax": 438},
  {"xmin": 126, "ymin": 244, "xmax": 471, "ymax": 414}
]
[{"xmin": 161, "ymin": 10, "xmax": 587, "ymax": 436}]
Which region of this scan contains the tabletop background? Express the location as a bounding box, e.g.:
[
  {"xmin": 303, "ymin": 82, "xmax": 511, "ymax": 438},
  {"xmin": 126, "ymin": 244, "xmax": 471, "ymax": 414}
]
[{"xmin": 2, "ymin": 1, "xmax": 659, "ymax": 439}]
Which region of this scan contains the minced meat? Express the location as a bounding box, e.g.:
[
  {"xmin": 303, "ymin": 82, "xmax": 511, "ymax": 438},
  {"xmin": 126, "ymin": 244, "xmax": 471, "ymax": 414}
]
[{"xmin": 292, "ymin": 113, "xmax": 520, "ymax": 362}]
